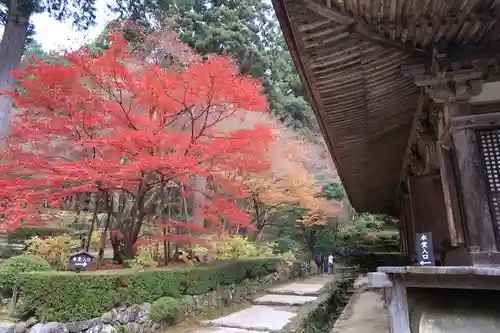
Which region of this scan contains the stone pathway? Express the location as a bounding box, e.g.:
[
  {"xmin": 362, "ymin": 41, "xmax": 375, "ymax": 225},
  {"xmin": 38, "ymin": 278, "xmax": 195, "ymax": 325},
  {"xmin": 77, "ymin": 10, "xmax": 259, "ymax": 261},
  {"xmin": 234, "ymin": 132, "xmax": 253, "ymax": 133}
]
[
  {"xmin": 195, "ymin": 275, "xmax": 333, "ymax": 333},
  {"xmin": 330, "ymin": 276, "xmax": 389, "ymax": 333}
]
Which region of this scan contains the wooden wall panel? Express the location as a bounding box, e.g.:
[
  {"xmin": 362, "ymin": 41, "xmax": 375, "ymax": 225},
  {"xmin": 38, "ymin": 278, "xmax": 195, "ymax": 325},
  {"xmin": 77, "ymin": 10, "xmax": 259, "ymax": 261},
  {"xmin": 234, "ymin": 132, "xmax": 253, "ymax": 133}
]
[{"xmin": 409, "ymin": 175, "xmax": 451, "ymax": 254}]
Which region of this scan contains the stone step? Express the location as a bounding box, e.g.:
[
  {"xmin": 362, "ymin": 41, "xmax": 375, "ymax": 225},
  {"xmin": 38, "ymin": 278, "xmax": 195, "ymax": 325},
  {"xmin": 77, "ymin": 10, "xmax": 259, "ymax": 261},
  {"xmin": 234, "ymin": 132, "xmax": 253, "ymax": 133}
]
[
  {"xmin": 201, "ymin": 305, "xmax": 297, "ymax": 332},
  {"xmin": 267, "ymin": 282, "xmax": 326, "ymax": 296},
  {"xmin": 194, "ymin": 327, "xmax": 269, "ymax": 333},
  {"xmin": 253, "ymin": 294, "xmax": 318, "ymax": 306}
]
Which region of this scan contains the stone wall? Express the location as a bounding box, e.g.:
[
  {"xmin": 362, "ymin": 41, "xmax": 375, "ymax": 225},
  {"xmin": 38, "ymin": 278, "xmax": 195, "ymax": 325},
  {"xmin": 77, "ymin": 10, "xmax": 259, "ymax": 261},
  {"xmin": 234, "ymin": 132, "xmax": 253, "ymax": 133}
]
[
  {"xmin": 6, "ymin": 262, "xmax": 310, "ymax": 333},
  {"xmin": 183, "ymin": 270, "xmax": 279, "ymax": 316}
]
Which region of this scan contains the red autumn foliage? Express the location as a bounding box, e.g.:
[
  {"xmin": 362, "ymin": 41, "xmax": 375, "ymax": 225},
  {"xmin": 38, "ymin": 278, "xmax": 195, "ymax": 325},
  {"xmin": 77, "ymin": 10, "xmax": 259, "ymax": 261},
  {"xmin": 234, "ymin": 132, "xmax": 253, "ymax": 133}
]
[{"xmin": 0, "ymin": 33, "xmax": 272, "ymax": 251}]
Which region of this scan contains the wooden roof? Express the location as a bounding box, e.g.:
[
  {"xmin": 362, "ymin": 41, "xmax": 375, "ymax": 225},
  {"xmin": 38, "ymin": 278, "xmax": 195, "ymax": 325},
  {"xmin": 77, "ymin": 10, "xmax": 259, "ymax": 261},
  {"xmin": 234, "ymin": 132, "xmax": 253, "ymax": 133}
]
[{"xmin": 272, "ymin": 0, "xmax": 500, "ymax": 213}]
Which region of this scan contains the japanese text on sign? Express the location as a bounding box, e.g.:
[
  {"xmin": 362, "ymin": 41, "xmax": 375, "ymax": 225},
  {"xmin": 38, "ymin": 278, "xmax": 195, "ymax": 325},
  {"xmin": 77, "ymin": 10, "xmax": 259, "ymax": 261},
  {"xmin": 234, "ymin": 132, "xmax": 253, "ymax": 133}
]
[
  {"xmin": 68, "ymin": 251, "xmax": 93, "ymax": 270},
  {"xmin": 415, "ymin": 232, "xmax": 435, "ymax": 266}
]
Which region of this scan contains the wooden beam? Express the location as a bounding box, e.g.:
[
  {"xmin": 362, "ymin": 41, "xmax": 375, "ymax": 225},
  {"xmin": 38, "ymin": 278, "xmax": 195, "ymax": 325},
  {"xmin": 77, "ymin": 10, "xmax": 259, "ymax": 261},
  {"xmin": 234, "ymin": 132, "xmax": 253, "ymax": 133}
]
[
  {"xmin": 413, "ymin": 71, "xmax": 484, "ymax": 87},
  {"xmin": 449, "ymin": 43, "xmax": 500, "ymax": 63},
  {"xmin": 450, "ymin": 112, "xmax": 500, "ymax": 130},
  {"xmin": 302, "ymin": 0, "xmax": 429, "ymax": 56},
  {"xmin": 396, "ymin": 89, "xmax": 426, "ymax": 200}
]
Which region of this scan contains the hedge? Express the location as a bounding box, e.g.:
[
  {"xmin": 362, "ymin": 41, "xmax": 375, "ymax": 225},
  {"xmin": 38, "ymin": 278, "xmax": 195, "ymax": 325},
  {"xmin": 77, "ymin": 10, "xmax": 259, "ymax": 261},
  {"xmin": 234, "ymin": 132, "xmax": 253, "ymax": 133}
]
[{"xmin": 18, "ymin": 258, "xmax": 281, "ymax": 322}]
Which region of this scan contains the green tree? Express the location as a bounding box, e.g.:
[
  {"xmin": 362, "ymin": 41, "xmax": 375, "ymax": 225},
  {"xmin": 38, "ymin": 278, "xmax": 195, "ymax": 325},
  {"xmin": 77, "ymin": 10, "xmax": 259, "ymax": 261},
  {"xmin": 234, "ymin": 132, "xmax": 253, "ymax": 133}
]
[
  {"xmin": 172, "ymin": 1, "xmax": 317, "ymax": 128},
  {"xmin": 321, "ymin": 183, "xmax": 345, "ymax": 201},
  {"xmin": 110, "ymin": 0, "xmax": 318, "ymax": 130},
  {"xmin": 262, "ymin": 205, "xmax": 339, "ymax": 260},
  {"xmin": 22, "ymin": 39, "xmax": 45, "ymax": 59}
]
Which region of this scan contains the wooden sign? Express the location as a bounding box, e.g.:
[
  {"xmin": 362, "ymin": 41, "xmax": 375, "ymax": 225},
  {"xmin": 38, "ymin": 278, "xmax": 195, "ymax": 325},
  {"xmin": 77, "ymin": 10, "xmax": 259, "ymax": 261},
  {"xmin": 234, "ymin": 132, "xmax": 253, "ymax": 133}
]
[
  {"xmin": 68, "ymin": 250, "xmax": 93, "ymax": 271},
  {"xmin": 415, "ymin": 232, "xmax": 435, "ymax": 266}
]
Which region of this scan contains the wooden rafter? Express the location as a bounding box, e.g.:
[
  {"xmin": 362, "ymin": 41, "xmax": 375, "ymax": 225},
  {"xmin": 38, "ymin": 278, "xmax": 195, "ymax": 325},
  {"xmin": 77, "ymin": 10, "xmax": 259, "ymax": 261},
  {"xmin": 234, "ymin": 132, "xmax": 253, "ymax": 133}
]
[
  {"xmin": 302, "ymin": 0, "xmax": 429, "ymax": 56},
  {"xmin": 272, "ymin": 0, "xmax": 362, "ymax": 209}
]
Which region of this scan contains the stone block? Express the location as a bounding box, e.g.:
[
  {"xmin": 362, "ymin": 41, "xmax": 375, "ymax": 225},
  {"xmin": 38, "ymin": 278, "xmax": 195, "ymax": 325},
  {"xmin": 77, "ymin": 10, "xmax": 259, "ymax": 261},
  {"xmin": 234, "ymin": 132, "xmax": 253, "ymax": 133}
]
[{"xmin": 204, "ymin": 305, "xmax": 296, "ymax": 331}]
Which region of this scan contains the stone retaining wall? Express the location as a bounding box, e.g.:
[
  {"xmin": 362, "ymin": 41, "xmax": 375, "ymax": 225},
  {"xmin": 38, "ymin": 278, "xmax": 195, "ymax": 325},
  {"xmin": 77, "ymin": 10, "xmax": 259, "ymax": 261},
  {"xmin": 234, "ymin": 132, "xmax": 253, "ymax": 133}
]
[{"xmin": 5, "ymin": 262, "xmax": 310, "ymax": 333}]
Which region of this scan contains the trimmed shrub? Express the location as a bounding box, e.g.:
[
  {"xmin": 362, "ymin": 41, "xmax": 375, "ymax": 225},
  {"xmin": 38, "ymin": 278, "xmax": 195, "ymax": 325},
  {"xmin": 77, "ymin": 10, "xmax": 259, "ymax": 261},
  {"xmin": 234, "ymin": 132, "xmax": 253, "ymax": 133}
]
[
  {"xmin": 0, "ymin": 254, "xmax": 51, "ymax": 297},
  {"xmin": 149, "ymin": 297, "xmax": 181, "ymax": 325},
  {"xmin": 18, "ymin": 257, "xmax": 281, "ymax": 322}
]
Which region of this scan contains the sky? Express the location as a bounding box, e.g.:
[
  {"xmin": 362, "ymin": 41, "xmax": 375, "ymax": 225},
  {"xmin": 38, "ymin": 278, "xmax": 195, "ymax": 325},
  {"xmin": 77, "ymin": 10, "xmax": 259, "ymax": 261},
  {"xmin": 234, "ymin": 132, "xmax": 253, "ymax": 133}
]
[{"xmin": 12, "ymin": 0, "xmax": 116, "ymax": 52}]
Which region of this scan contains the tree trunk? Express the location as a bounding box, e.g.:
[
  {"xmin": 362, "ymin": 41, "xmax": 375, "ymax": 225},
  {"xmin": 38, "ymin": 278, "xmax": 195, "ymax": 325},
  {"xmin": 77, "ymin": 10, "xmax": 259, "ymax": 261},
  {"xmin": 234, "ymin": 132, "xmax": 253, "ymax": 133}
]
[
  {"xmin": 304, "ymin": 228, "xmax": 316, "ymax": 260},
  {"xmin": 98, "ymin": 194, "xmax": 112, "ymax": 266},
  {"xmin": 85, "ymin": 193, "xmax": 100, "ymax": 251},
  {"xmin": 193, "ymin": 176, "xmax": 206, "ymax": 227},
  {"xmin": 0, "ymin": 2, "xmax": 30, "ymax": 150},
  {"xmin": 123, "ymin": 241, "xmax": 134, "ymax": 259}
]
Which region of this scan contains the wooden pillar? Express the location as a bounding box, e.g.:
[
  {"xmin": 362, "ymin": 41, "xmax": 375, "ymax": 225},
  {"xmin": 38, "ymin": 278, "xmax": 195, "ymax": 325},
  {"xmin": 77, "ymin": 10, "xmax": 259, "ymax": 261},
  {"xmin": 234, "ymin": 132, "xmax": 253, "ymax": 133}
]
[
  {"xmin": 436, "ymin": 143, "xmax": 465, "ymax": 247},
  {"xmin": 401, "ymin": 194, "xmax": 415, "ymax": 261},
  {"xmin": 446, "ymin": 99, "xmax": 500, "ymax": 265},
  {"xmin": 436, "ymin": 141, "xmax": 471, "ymax": 265},
  {"xmin": 452, "ymin": 129, "xmax": 497, "ymax": 253}
]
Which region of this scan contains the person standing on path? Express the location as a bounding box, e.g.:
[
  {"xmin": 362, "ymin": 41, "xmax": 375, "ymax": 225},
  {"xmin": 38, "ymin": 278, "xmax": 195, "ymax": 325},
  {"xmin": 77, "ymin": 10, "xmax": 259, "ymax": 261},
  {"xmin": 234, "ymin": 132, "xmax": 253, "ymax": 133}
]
[
  {"xmin": 327, "ymin": 252, "xmax": 334, "ymax": 275},
  {"xmin": 314, "ymin": 252, "xmax": 324, "ymax": 275}
]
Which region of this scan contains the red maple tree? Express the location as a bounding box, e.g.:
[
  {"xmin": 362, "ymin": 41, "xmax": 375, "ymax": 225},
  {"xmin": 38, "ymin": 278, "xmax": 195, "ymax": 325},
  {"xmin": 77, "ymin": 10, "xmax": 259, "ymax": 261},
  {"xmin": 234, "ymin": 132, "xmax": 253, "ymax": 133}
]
[{"xmin": 0, "ymin": 33, "xmax": 272, "ymax": 258}]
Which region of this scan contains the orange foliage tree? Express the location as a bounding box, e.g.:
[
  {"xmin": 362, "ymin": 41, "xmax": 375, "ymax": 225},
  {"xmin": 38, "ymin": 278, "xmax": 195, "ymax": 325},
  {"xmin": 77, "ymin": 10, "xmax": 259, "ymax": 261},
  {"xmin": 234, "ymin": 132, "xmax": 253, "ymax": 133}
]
[
  {"xmin": 0, "ymin": 32, "xmax": 273, "ymax": 259},
  {"xmin": 220, "ymin": 113, "xmax": 339, "ymax": 238}
]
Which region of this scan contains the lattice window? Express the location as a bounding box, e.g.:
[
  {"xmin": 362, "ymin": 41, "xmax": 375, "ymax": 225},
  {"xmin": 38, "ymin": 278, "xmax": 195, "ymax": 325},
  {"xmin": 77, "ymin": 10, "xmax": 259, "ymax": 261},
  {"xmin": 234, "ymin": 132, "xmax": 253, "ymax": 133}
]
[
  {"xmin": 478, "ymin": 130, "xmax": 500, "ymax": 192},
  {"xmin": 477, "ymin": 129, "xmax": 500, "ymax": 227}
]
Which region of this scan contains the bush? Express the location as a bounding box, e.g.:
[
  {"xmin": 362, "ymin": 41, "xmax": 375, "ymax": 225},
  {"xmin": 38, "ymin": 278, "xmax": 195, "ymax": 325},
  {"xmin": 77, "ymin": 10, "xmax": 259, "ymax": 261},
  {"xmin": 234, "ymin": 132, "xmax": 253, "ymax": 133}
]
[
  {"xmin": 7, "ymin": 226, "xmax": 72, "ymax": 244},
  {"xmin": 18, "ymin": 257, "xmax": 280, "ymax": 322},
  {"xmin": 131, "ymin": 250, "xmax": 158, "ymax": 268},
  {"xmin": 26, "ymin": 235, "xmax": 80, "ymax": 270},
  {"xmin": 213, "ymin": 236, "xmax": 275, "ymax": 259},
  {"xmin": 347, "ymin": 252, "xmax": 407, "ymax": 272},
  {"xmin": 0, "ymin": 254, "xmax": 51, "ymax": 297},
  {"xmin": 0, "ymin": 245, "xmax": 23, "ymax": 259},
  {"xmin": 278, "ymin": 251, "xmax": 297, "ymax": 266},
  {"xmin": 149, "ymin": 296, "xmax": 181, "ymax": 326}
]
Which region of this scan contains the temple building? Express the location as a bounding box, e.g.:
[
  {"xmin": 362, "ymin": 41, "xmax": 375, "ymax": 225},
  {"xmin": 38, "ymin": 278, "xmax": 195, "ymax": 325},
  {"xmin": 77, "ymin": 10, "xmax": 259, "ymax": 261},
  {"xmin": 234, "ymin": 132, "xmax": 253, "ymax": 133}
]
[{"xmin": 272, "ymin": 0, "xmax": 500, "ymax": 332}]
